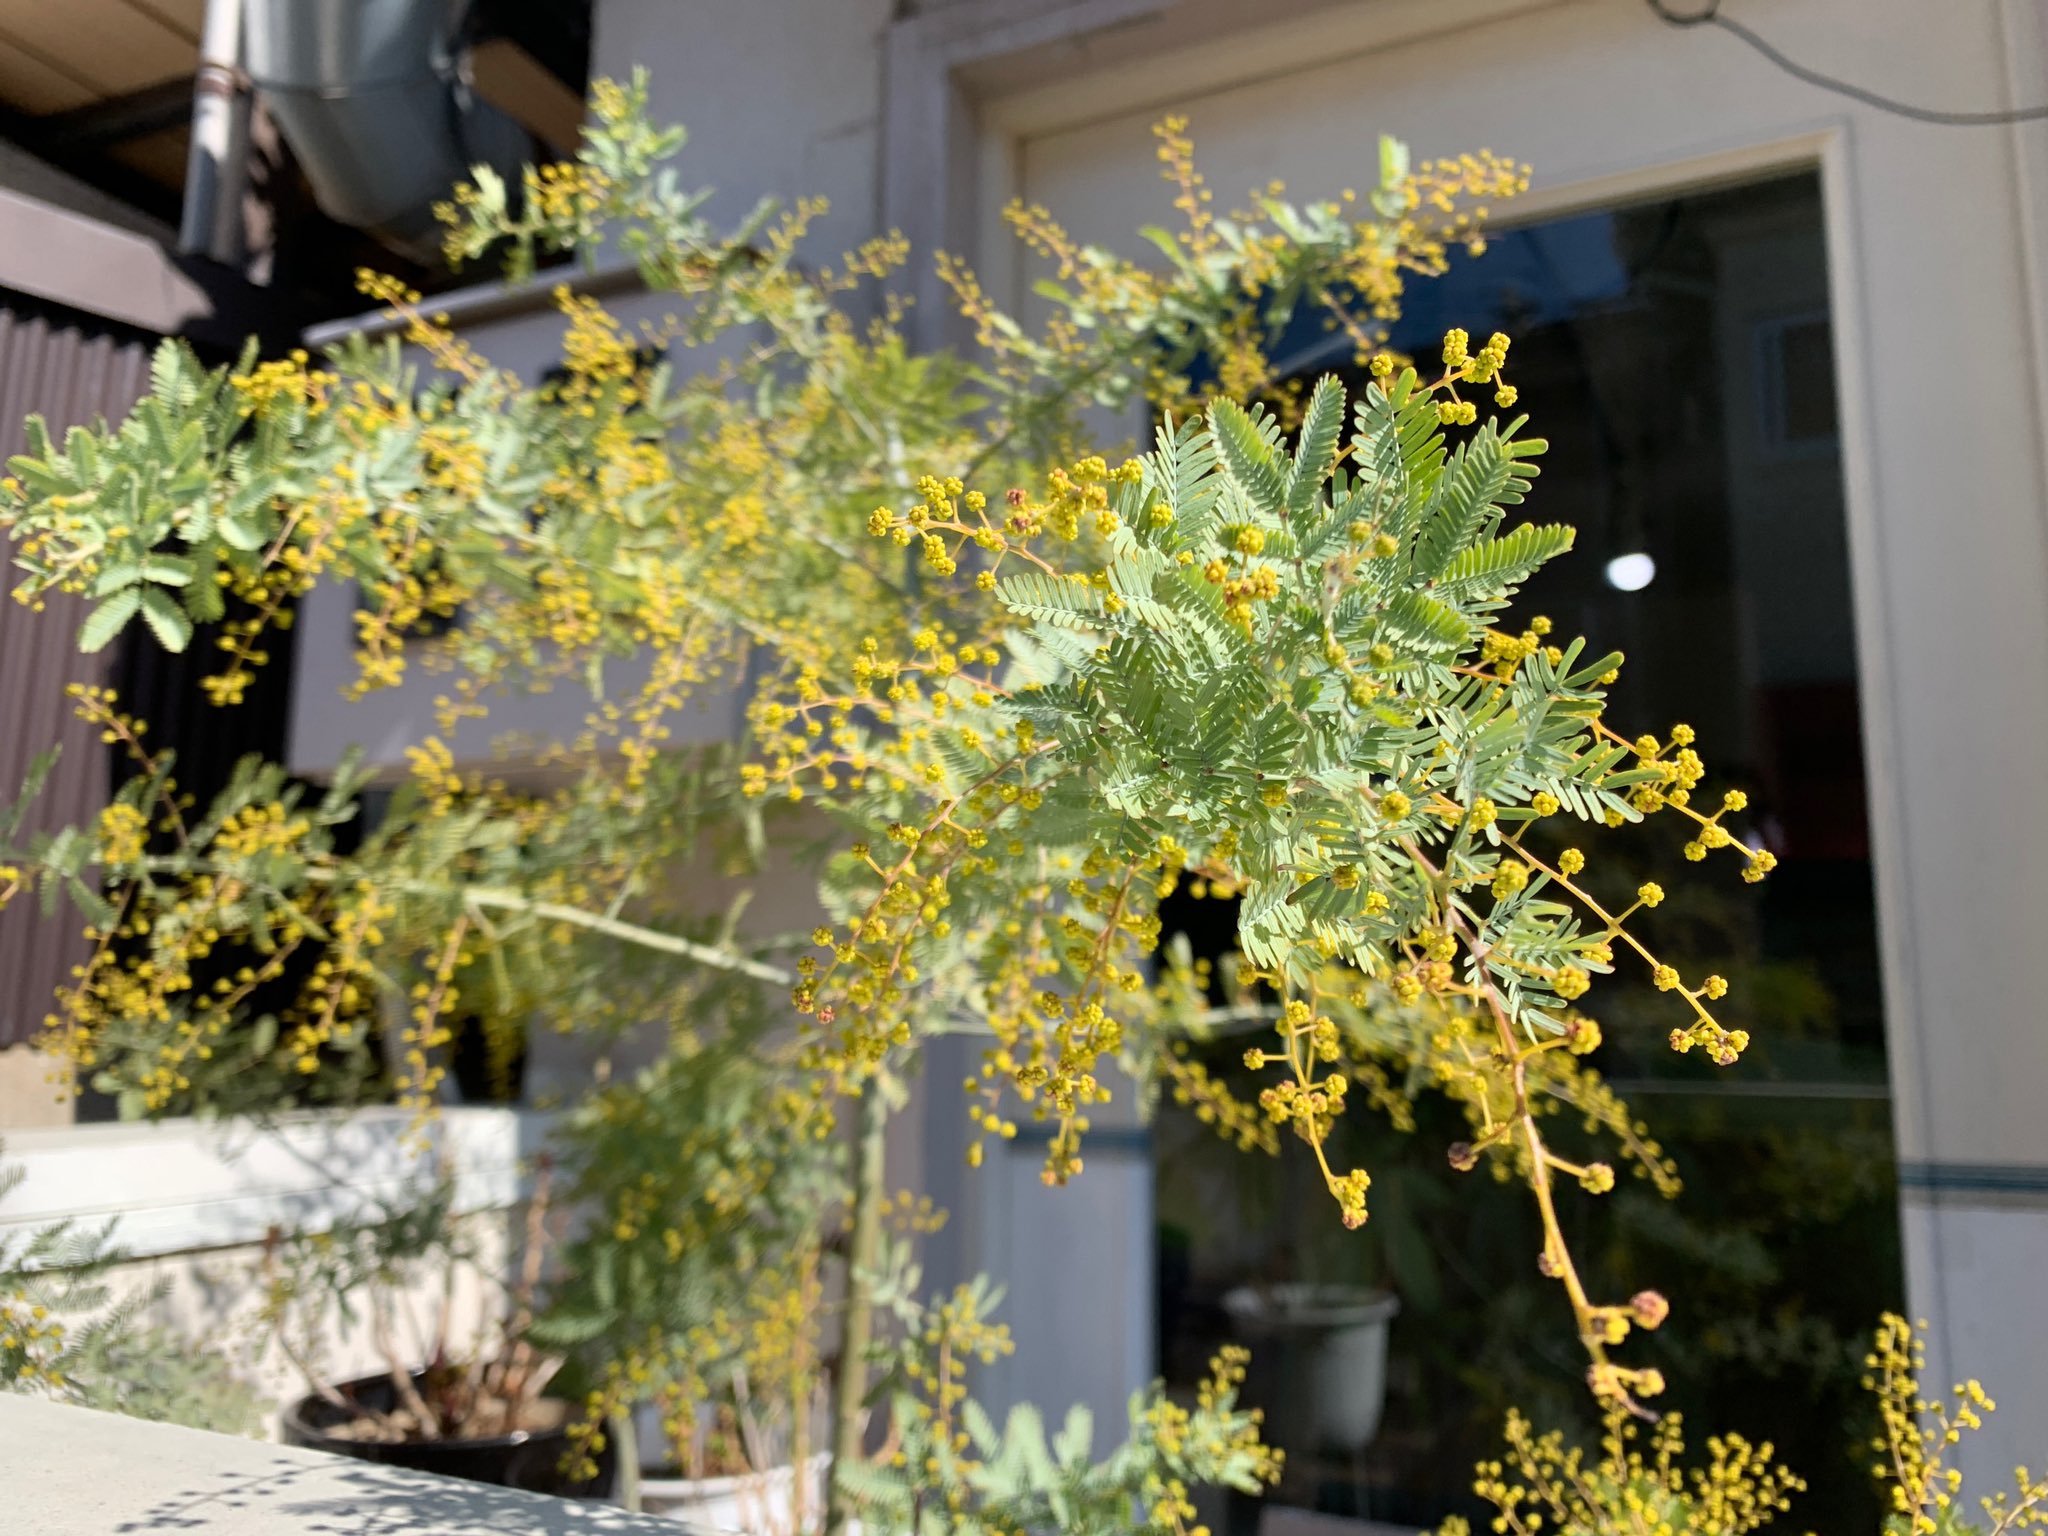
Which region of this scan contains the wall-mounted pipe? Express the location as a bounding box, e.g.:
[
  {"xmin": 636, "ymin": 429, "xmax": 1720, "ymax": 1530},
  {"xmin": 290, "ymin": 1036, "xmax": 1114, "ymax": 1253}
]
[
  {"xmin": 242, "ymin": 0, "xmax": 532, "ymax": 265},
  {"xmin": 178, "ymin": 0, "xmax": 251, "ymax": 264}
]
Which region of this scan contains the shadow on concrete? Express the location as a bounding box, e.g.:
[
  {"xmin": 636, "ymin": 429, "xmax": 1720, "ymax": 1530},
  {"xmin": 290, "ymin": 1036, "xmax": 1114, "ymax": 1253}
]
[{"xmin": 111, "ymin": 1454, "xmax": 701, "ymax": 1536}]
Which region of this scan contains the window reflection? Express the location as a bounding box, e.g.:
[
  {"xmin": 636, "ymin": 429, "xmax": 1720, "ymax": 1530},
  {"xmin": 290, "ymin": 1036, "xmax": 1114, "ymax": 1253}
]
[{"xmin": 1154, "ymin": 171, "xmax": 1900, "ymax": 1533}]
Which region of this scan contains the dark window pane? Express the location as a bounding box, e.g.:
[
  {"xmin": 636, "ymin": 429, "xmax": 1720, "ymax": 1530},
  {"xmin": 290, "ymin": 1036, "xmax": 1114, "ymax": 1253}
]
[
  {"xmin": 1761, "ymin": 314, "xmax": 1840, "ymax": 451},
  {"xmin": 1154, "ymin": 170, "xmax": 1900, "ymax": 1534}
]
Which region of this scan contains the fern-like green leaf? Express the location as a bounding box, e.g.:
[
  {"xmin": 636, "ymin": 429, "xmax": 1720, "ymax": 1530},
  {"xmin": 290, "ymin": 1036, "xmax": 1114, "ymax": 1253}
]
[
  {"xmin": 1208, "ymin": 398, "xmax": 1288, "ymax": 512},
  {"xmin": 1437, "ymin": 522, "xmax": 1576, "ymax": 598},
  {"xmin": 998, "ymin": 570, "xmax": 1108, "ymax": 627},
  {"xmin": 1283, "ymin": 374, "xmax": 1344, "ymax": 518}
]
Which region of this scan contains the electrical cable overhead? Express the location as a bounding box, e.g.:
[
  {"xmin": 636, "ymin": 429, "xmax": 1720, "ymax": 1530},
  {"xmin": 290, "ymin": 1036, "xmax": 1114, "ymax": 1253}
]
[{"xmin": 1645, "ymin": 0, "xmax": 2048, "ymax": 125}]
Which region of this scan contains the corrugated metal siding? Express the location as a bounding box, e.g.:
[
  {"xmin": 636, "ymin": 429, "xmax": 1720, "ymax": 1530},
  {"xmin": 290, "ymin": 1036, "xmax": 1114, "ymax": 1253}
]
[{"xmin": 0, "ymin": 300, "xmax": 152, "ymax": 1047}]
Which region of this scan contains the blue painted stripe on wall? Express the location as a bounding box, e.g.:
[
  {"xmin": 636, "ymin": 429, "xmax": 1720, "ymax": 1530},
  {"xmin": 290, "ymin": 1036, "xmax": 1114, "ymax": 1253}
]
[
  {"xmin": 1896, "ymin": 1162, "xmax": 2048, "ymax": 1194},
  {"xmin": 1006, "ymin": 1123, "xmax": 1153, "ymax": 1153}
]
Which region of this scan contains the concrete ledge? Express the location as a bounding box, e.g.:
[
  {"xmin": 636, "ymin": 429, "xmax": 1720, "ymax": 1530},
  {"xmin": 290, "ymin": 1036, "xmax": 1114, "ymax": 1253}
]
[
  {"xmin": 0, "ymin": 1108, "xmax": 549, "ymax": 1265},
  {"xmin": 0, "ymin": 1394, "xmax": 691, "ymax": 1536}
]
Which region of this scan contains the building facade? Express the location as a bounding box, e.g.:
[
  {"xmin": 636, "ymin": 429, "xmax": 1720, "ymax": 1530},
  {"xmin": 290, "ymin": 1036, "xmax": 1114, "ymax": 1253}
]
[
  {"xmin": 4, "ymin": 0, "xmax": 2047, "ymax": 1521},
  {"xmin": 314, "ymin": 0, "xmax": 2042, "ymax": 1503}
]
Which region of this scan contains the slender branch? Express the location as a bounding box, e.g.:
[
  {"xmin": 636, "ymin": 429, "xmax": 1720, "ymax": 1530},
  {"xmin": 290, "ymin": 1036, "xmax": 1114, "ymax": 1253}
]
[
  {"xmin": 373, "ymin": 1295, "xmax": 442, "ymax": 1437},
  {"xmin": 825, "ymin": 1081, "xmax": 888, "ymax": 1536},
  {"xmin": 444, "ymin": 886, "xmax": 794, "ymax": 985},
  {"xmin": 119, "ymin": 861, "xmax": 797, "ymax": 986},
  {"xmin": 260, "ymin": 1227, "xmax": 359, "ymax": 1416},
  {"xmin": 490, "ymin": 1155, "xmax": 554, "ymax": 1424},
  {"xmin": 611, "ymin": 1408, "xmax": 644, "ymax": 1512}
]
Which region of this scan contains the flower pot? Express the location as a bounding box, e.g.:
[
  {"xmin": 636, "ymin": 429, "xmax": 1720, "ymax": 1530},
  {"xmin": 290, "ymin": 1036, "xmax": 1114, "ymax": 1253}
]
[
  {"xmin": 281, "ymin": 1370, "xmax": 615, "ymax": 1499},
  {"xmin": 1222, "ymin": 1284, "xmax": 1399, "ymax": 1454},
  {"xmin": 639, "ymin": 1452, "xmax": 829, "ymax": 1533}
]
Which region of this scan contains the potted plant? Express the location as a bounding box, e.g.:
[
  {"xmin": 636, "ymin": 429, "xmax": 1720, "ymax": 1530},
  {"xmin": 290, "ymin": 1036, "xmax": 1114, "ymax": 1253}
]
[
  {"xmin": 279, "ymin": 1367, "xmax": 608, "ymax": 1497},
  {"xmin": 530, "ymin": 1036, "xmax": 843, "ymax": 1516},
  {"xmin": 632, "ymin": 1370, "xmax": 831, "ymax": 1532},
  {"xmin": 263, "ymin": 1162, "xmax": 614, "ymax": 1497}
]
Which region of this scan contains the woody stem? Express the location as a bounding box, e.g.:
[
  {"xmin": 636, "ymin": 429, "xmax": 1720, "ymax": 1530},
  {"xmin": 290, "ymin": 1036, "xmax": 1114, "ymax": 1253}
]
[{"xmin": 825, "ymin": 1078, "xmax": 888, "ymax": 1536}]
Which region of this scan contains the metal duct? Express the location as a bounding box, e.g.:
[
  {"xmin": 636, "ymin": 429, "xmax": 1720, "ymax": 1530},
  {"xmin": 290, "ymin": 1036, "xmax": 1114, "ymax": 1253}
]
[{"xmin": 242, "ymin": 0, "xmax": 533, "ymax": 264}]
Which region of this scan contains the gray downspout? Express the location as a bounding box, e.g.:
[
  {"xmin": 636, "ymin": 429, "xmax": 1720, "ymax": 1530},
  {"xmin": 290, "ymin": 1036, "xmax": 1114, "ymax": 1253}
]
[{"xmin": 178, "ymin": 0, "xmax": 252, "ymax": 265}]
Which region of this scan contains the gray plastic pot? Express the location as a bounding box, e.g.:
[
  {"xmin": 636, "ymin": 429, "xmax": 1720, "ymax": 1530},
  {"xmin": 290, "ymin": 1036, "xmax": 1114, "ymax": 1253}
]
[{"xmin": 1222, "ymin": 1283, "xmax": 1400, "ymax": 1454}]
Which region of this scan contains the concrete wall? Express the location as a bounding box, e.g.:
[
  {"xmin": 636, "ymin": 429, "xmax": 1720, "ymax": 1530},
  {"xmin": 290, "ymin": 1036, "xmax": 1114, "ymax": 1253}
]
[
  {"xmin": 0, "ymin": 1048, "xmax": 71, "ymax": 1130},
  {"xmin": 1, "ymin": 1109, "xmax": 536, "ymax": 1424}
]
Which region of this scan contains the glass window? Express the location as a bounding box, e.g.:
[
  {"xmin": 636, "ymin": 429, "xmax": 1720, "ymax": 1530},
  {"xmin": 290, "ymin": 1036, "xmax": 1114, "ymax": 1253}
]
[{"xmin": 1154, "ymin": 170, "xmax": 1901, "ymax": 1533}]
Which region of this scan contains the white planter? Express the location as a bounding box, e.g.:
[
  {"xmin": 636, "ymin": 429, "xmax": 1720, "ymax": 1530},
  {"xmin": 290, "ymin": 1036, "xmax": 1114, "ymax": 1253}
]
[
  {"xmin": 638, "ymin": 1452, "xmax": 830, "ymax": 1534},
  {"xmin": 1222, "ymin": 1284, "xmax": 1399, "ymax": 1454}
]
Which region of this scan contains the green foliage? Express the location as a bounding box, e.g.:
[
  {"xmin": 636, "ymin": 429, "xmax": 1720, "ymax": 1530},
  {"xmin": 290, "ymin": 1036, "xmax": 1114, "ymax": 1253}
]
[
  {"xmin": 0, "ymin": 69, "xmax": 1886, "ymax": 1536},
  {"xmin": 258, "ymin": 1171, "xmax": 475, "ymax": 1348},
  {"xmin": 532, "ymin": 1037, "xmax": 843, "ymax": 1411},
  {"xmin": 1434, "ymin": 1402, "xmax": 1805, "ymax": 1536},
  {"xmin": 838, "ymin": 1279, "xmax": 1278, "ymax": 1536},
  {"xmin": 995, "ymin": 387, "xmax": 1583, "ymax": 995},
  {"xmin": 6, "ymin": 344, "xmax": 245, "ymax": 656},
  {"xmin": 1430, "ymin": 1314, "xmax": 2048, "ymax": 1536},
  {"xmin": 256, "ymin": 1167, "xmax": 570, "ymax": 1442}
]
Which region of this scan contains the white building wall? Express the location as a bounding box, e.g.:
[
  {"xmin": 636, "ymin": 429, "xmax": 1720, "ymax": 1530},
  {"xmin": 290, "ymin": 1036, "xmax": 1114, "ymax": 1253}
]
[{"xmin": 595, "ymin": 0, "xmax": 894, "ymax": 268}]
